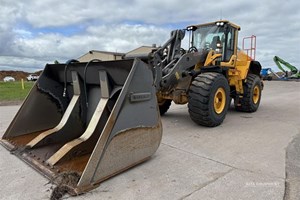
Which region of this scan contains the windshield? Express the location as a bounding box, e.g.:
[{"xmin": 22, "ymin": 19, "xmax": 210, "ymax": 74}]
[{"xmin": 192, "ymin": 24, "xmax": 225, "ymax": 50}]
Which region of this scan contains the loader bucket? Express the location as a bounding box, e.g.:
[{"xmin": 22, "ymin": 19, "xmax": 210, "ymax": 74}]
[{"xmin": 0, "ymin": 58, "xmax": 162, "ymax": 195}]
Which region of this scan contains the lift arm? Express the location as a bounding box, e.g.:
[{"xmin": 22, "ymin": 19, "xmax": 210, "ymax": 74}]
[{"xmin": 273, "ymin": 56, "xmax": 299, "ymax": 74}]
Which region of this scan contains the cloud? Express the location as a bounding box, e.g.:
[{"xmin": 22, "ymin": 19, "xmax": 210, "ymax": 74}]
[
  {"xmin": 0, "ymin": 0, "xmax": 299, "ymax": 72},
  {"xmin": 0, "ymin": 56, "xmax": 48, "ymax": 72},
  {"xmin": 0, "ymin": 1, "xmax": 23, "ymax": 55},
  {"xmin": 0, "ymin": 23, "xmax": 170, "ymax": 71}
]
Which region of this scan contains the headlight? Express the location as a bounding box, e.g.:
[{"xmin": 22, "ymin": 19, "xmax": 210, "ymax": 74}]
[
  {"xmin": 216, "ymin": 22, "xmax": 225, "ymax": 26},
  {"xmin": 186, "ymin": 26, "xmax": 197, "ymax": 31}
]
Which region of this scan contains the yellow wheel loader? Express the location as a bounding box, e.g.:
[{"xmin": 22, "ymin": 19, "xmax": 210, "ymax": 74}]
[
  {"xmin": 153, "ymin": 21, "xmax": 263, "ymax": 126},
  {"xmin": 0, "ymin": 20, "xmax": 263, "ymax": 196}
]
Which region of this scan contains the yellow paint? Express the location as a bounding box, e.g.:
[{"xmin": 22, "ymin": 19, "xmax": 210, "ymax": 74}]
[
  {"xmin": 235, "ymin": 50, "xmax": 251, "ymax": 80},
  {"xmin": 252, "ymin": 85, "xmax": 260, "ymax": 104},
  {"xmin": 214, "ymin": 88, "xmax": 226, "ymax": 114},
  {"xmin": 199, "ymin": 47, "xmax": 250, "ymax": 94},
  {"xmin": 21, "ymin": 79, "xmax": 25, "ymax": 90},
  {"xmin": 228, "ymin": 73, "xmax": 244, "ymax": 94},
  {"xmin": 175, "ymin": 72, "xmax": 180, "ymax": 80},
  {"xmin": 220, "ymin": 55, "xmax": 236, "ymax": 67},
  {"xmin": 204, "ymin": 50, "xmax": 222, "ymax": 66},
  {"xmin": 194, "ymin": 62, "xmax": 203, "ymax": 70}
]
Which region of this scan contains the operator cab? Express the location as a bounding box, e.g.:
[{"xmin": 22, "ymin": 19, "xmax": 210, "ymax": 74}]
[{"xmin": 187, "ymin": 20, "xmax": 240, "ymax": 63}]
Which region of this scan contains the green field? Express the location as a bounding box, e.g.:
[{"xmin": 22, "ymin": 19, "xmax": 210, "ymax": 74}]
[{"xmin": 0, "ymin": 81, "xmax": 35, "ymax": 101}]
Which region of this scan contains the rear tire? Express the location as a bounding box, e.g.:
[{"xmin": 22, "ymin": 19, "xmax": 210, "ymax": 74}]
[
  {"xmin": 235, "ymin": 74, "xmax": 262, "ymax": 112},
  {"xmin": 158, "ymin": 99, "xmax": 172, "ymax": 116},
  {"xmin": 188, "ymin": 72, "xmax": 230, "ymax": 127}
]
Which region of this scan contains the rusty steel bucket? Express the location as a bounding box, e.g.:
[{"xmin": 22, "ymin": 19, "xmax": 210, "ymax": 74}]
[{"xmin": 0, "ymin": 58, "xmax": 162, "ymax": 195}]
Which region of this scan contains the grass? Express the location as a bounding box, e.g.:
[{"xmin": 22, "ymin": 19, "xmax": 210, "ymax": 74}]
[{"xmin": 0, "ymin": 81, "xmax": 35, "ymax": 101}]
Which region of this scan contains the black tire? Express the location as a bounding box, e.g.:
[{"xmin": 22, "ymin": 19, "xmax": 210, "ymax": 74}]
[
  {"xmin": 188, "ymin": 72, "xmax": 230, "ymax": 127},
  {"xmin": 158, "ymin": 99, "xmax": 172, "ymax": 116},
  {"xmin": 235, "ymin": 74, "xmax": 262, "ymax": 112}
]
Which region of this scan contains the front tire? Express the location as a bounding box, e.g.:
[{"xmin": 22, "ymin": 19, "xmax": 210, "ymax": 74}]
[
  {"xmin": 188, "ymin": 72, "xmax": 230, "ymax": 127},
  {"xmin": 235, "ymin": 74, "xmax": 262, "ymax": 112}
]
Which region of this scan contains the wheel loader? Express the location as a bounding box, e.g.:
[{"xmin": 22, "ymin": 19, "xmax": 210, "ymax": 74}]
[
  {"xmin": 0, "ymin": 20, "xmax": 262, "ymax": 196},
  {"xmin": 142, "ymin": 20, "xmax": 263, "ymax": 127}
]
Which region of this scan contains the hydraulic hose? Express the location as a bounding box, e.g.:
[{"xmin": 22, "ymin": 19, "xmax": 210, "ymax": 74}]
[
  {"xmin": 63, "ymin": 59, "xmax": 79, "ymax": 97},
  {"xmin": 83, "ymin": 59, "xmax": 101, "ymax": 107}
]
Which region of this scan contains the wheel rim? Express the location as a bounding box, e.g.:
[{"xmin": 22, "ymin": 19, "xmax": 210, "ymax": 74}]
[
  {"xmin": 214, "ymin": 88, "xmax": 226, "ymax": 114},
  {"xmin": 252, "ymin": 85, "xmax": 260, "ymax": 104}
]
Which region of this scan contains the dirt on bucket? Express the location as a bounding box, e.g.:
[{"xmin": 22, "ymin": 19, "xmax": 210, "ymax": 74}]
[{"xmin": 50, "ymin": 172, "xmax": 81, "ymax": 200}]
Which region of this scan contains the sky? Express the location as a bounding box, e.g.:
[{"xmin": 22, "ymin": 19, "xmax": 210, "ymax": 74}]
[{"xmin": 0, "ymin": 0, "xmax": 299, "ymax": 72}]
